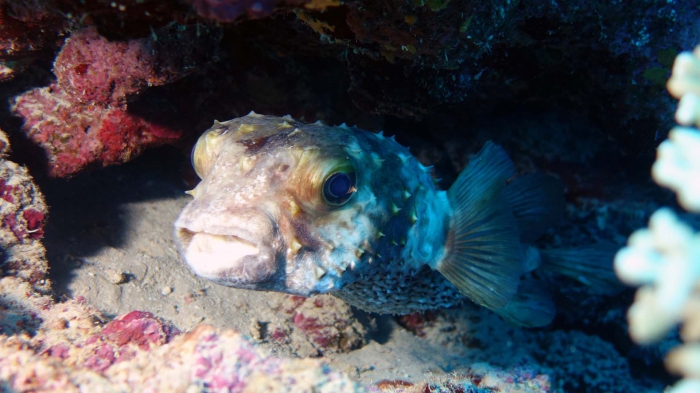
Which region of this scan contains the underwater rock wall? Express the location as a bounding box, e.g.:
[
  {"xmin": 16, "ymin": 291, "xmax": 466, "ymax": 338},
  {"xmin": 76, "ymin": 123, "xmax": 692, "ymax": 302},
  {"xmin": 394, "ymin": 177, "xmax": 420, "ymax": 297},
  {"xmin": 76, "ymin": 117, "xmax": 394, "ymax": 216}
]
[{"xmin": 1, "ymin": 0, "xmax": 698, "ymax": 177}]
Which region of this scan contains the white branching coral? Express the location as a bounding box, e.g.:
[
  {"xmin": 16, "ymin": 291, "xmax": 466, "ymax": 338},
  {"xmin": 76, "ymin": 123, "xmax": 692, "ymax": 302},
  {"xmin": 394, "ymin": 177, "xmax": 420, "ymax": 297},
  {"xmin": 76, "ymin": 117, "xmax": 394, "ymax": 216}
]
[
  {"xmin": 654, "ymin": 45, "xmax": 700, "ymax": 211},
  {"xmin": 653, "ymin": 128, "xmax": 700, "ymax": 211},
  {"xmin": 615, "ymin": 209, "xmax": 700, "ymax": 343},
  {"xmin": 615, "ymin": 46, "xmax": 700, "ymax": 393}
]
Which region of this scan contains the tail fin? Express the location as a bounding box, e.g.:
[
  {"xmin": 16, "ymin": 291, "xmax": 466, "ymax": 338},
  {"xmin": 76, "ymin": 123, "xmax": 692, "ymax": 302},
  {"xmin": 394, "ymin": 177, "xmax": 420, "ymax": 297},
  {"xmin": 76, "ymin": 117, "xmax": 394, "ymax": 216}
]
[
  {"xmin": 492, "ymin": 278, "xmax": 556, "ymax": 327},
  {"xmin": 540, "ymin": 242, "xmax": 623, "ymax": 295},
  {"xmin": 504, "ymin": 173, "xmax": 565, "ymax": 242},
  {"xmin": 436, "ymin": 141, "xmax": 523, "ymax": 309}
]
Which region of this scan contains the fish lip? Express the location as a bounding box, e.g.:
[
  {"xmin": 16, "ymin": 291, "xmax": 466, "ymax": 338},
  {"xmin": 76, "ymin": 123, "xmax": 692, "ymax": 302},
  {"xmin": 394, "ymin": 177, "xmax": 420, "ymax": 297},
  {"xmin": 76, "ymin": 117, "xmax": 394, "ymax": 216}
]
[
  {"xmin": 174, "ymin": 225, "xmax": 260, "ymax": 249},
  {"xmin": 172, "ymin": 205, "xmax": 277, "ymax": 249},
  {"xmin": 175, "ymin": 225, "xmax": 260, "ymax": 250},
  {"xmin": 174, "ymin": 228, "xmax": 276, "ymax": 283}
]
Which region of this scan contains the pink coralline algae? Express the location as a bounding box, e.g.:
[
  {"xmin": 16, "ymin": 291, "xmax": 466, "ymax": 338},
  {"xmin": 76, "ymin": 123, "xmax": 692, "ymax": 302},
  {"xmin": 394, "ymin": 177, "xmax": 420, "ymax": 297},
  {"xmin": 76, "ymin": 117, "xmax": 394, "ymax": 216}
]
[
  {"xmin": 396, "ymin": 311, "xmax": 437, "ymax": 338},
  {"xmin": 53, "ymin": 26, "xmax": 218, "ymax": 105},
  {"xmin": 100, "ymin": 311, "xmax": 180, "ymax": 350},
  {"xmin": 0, "ymin": 128, "xmax": 50, "ymax": 292},
  {"xmin": 83, "ymin": 311, "xmax": 180, "ymax": 372},
  {"xmin": 0, "ymin": 321, "xmax": 365, "ymax": 392},
  {"xmin": 0, "ymin": 130, "xmax": 47, "ymax": 243},
  {"xmin": 11, "ymin": 24, "xmax": 221, "ymax": 177},
  {"xmin": 280, "ymin": 294, "xmax": 367, "ymax": 354}
]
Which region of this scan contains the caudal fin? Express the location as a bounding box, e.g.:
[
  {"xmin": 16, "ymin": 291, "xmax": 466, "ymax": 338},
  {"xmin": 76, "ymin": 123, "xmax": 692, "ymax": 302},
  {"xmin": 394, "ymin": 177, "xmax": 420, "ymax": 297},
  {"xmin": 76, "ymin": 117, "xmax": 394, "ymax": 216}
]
[
  {"xmin": 436, "ymin": 141, "xmax": 523, "ymax": 309},
  {"xmin": 504, "ymin": 173, "xmax": 565, "ymax": 242}
]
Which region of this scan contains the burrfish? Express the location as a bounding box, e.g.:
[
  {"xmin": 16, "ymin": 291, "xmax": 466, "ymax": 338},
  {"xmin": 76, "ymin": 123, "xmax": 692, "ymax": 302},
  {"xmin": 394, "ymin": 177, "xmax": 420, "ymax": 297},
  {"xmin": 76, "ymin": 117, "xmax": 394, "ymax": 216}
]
[{"xmin": 174, "ymin": 113, "xmax": 617, "ymax": 327}]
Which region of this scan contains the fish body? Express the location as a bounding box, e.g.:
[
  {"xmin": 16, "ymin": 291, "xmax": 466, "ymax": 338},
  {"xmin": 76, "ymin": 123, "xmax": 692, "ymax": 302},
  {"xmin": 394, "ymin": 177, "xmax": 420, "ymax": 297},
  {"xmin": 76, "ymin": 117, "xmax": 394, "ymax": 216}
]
[{"xmin": 174, "ymin": 113, "xmax": 583, "ymax": 325}]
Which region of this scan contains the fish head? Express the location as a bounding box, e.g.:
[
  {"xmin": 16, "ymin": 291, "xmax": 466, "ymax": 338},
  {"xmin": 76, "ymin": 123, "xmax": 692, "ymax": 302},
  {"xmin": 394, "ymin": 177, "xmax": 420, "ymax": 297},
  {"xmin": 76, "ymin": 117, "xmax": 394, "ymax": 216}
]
[{"xmin": 174, "ymin": 114, "xmax": 378, "ymax": 296}]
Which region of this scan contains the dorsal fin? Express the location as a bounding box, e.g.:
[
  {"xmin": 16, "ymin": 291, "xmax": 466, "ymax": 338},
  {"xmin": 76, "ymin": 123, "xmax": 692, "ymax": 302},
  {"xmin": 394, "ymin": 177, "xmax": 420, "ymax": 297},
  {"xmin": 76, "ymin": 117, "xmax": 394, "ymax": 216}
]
[
  {"xmin": 504, "ymin": 173, "xmax": 565, "ymax": 242},
  {"xmin": 492, "ymin": 278, "xmax": 556, "ymax": 327},
  {"xmin": 435, "ymin": 141, "xmax": 523, "ymax": 309}
]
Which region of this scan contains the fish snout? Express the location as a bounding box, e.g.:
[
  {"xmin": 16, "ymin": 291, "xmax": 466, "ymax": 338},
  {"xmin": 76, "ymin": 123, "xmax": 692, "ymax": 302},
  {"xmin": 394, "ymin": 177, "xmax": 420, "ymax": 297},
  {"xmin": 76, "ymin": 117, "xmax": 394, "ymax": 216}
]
[{"xmin": 174, "ymin": 207, "xmax": 281, "ymax": 286}]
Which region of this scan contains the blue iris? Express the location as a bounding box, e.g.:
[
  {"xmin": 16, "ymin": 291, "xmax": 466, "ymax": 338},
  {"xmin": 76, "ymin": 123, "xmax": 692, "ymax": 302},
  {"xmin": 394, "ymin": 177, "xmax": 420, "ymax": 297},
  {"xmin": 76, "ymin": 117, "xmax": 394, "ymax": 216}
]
[
  {"xmin": 329, "ymin": 173, "xmax": 351, "ymax": 196},
  {"xmin": 323, "ymin": 172, "xmax": 356, "ymax": 205}
]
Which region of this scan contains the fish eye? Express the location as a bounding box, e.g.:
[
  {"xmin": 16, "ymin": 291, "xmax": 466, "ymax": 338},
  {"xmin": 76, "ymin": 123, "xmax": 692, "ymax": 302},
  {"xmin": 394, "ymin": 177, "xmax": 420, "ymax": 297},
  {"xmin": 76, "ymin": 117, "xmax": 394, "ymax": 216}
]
[
  {"xmin": 190, "ymin": 144, "xmax": 198, "ymax": 175},
  {"xmin": 322, "ymin": 171, "xmax": 356, "ymax": 206}
]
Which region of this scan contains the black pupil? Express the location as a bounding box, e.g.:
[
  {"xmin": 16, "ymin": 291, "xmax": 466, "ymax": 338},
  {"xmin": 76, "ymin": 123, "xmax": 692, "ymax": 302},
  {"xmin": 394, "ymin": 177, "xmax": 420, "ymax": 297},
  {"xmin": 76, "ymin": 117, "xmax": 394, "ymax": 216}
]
[{"xmin": 328, "ymin": 173, "xmax": 351, "ymax": 197}]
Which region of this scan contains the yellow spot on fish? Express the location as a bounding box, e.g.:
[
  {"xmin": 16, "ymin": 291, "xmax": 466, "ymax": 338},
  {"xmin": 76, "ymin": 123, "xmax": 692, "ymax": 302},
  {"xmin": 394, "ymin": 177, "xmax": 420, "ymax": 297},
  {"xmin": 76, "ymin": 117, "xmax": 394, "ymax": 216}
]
[
  {"xmin": 288, "ymin": 200, "xmax": 301, "ymax": 217},
  {"xmin": 391, "ymin": 239, "xmax": 398, "ymax": 246},
  {"xmin": 185, "ymin": 189, "xmax": 196, "ymax": 197},
  {"xmin": 378, "ymin": 231, "xmax": 385, "ymax": 238},
  {"xmin": 289, "ymin": 128, "xmax": 303, "ymax": 137},
  {"xmin": 355, "ymin": 248, "xmax": 365, "ymax": 258},
  {"xmin": 238, "ymin": 124, "xmax": 257, "ymax": 133},
  {"xmin": 246, "ymin": 111, "xmax": 263, "ymax": 118},
  {"xmin": 403, "ymin": 190, "xmax": 412, "ymax": 199},
  {"xmin": 289, "ymin": 238, "xmax": 302, "ymax": 254},
  {"xmin": 397, "ymin": 153, "xmax": 409, "ymax": 164},
  {"xmin": 240, "ymin": 156, "xmax": 256, "ymax": 172},
  {"xmin": 279, "ymin": 121, "xmax": 293, "ymax": 129},
  {"xmin": 391, "ymin": 203, "xmax": 402, "ymax": 215},
  {"xmin": 410, "ymin": 211, "xmax": 418, "ymax": 224},
  {"xmin": 314, "ymin": 265, "xmax": 327, "ymax": 279}
]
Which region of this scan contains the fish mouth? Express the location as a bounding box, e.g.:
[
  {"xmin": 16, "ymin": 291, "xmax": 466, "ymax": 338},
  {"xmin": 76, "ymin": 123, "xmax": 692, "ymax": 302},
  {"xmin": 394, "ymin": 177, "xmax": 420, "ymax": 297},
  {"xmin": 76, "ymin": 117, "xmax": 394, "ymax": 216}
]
[{"xmin": 175, "ymin": 228, "xmax": 277, "ymax": 285}]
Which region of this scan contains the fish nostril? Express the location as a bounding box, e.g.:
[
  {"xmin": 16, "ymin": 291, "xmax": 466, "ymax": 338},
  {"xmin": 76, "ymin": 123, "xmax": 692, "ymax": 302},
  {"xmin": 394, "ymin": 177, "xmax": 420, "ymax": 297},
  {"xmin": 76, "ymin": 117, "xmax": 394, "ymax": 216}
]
[{"xmin": 259, "ymin": 208, "xmax": 280, "ymax": 235}]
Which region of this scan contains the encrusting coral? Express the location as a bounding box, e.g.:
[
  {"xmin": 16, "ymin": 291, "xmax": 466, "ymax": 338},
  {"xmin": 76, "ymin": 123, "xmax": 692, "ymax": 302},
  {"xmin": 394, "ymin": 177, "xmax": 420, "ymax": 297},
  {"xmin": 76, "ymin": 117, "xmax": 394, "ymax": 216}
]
[
  {"xmin": 615, "ymin": 45, "xmax": 700, "ymax": 393},
  {"xmin": 0, "ymin": 128, "xmax": 50, "ymax": 295},
  {"xmin": 11, "ymin": 24, "xmax": 221, "ymax": 178}
]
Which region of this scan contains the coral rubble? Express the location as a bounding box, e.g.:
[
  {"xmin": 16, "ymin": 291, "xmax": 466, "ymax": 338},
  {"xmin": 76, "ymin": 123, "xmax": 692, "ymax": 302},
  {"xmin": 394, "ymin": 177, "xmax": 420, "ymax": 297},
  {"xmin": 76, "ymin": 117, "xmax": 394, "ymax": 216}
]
[
  {"xmin": 0, "ymin": 128, "xmax": 50, "ymax": 295},
  {"xmin": 279, "ymin": 295, "xmax": 368, "ymax": 355}
]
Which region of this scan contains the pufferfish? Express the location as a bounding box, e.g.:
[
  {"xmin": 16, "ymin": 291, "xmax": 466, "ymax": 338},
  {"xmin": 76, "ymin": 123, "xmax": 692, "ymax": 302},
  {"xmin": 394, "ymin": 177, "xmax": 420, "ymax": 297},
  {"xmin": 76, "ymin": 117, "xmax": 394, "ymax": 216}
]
[{"xmin": 174, "ymin": 113, "xmax": 616, "ymax": 327}]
